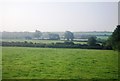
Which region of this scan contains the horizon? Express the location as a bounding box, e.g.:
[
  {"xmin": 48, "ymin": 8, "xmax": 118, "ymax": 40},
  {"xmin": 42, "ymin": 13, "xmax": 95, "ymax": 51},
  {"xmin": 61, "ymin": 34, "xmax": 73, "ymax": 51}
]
[{"xmin": 0, "ymin": 30, "xmax": 113, "ymax": 32}]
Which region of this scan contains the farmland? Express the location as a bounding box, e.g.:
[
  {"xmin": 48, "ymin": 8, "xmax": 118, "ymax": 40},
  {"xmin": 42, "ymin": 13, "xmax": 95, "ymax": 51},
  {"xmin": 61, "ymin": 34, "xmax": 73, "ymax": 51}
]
[
  {"xmin": 2, "ymin": 47, "xmax": 118, "ymax": 79},
  {"xmin": 1, "ymin": 1, "xmax": 120, "ymax": 80},
  {"xmin": 1, "ymin": 31, "xmax": 118, "ymax": 79}
]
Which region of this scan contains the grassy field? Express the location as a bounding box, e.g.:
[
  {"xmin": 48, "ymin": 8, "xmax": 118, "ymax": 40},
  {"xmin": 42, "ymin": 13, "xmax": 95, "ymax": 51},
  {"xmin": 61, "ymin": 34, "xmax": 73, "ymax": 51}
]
[{"xmin": 2, "ymin": 47, "xmax": 118, "ymax": 79}]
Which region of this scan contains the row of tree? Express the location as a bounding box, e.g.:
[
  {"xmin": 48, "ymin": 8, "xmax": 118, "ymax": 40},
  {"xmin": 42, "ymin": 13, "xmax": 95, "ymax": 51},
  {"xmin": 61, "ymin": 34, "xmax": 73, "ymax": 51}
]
[
  {"xmin": 1, "ymin": 41, "xmax": 106, "ymax": 49},
  {"xmin": 1, "ymin": 31, "xmax": 111, "ymax": 40},
  {"xmin": 33, "ymin": 30, "xmax": 74, "ymax": 41}
]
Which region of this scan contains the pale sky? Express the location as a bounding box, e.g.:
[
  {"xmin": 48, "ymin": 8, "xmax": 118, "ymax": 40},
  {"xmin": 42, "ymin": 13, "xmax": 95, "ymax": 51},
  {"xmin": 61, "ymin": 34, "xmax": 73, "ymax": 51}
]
[{"xmin": 0, "ymin": 0, "xmax": 119, "ymax": 32}]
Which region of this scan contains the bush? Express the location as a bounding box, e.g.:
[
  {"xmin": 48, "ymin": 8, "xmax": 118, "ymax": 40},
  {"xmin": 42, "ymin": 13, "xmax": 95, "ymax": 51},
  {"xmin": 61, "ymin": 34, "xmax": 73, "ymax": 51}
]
[
  {"xmin": 88, "ymin": 36, "xmax": 97, "ymax": 46},
  {"xmin": 1, "ymin": 41, "xmax": 109, "ymax": 50},
  {"xmin": 64, "ymin": 41, "xmax": 74, "ymax": 45}
]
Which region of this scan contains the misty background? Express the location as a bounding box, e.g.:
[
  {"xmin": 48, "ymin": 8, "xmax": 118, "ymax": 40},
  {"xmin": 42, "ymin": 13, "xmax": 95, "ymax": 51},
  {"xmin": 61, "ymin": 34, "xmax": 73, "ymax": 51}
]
[{"xmin": 0, "ymin": 1, "xmax": 118, "ymax": 32}]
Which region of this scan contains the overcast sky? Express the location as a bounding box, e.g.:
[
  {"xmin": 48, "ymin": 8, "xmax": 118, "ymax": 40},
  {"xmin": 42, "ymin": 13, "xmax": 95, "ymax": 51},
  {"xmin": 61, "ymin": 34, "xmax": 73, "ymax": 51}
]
[{"xmin": 0, "ymin": 0, "xmax": 118, "ymax": 32}]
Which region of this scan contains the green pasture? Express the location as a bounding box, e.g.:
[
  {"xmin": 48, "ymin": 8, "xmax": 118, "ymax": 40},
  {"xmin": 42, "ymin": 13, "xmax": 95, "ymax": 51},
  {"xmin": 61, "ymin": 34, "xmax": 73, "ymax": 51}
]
[{"xmin": 2, "ymin": 47, "xmax": 118, "ymax": 79}]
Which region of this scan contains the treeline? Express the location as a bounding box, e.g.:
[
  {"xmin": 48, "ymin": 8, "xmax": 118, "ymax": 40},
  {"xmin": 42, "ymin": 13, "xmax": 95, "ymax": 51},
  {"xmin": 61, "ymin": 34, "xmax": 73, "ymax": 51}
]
[
  {"xmin": 1, "ymin": 41, "xmax": 112, "ymax": 50},
  {"xmin": 1, "ymin": 30, "xmax": 112, "ymax": 40}
]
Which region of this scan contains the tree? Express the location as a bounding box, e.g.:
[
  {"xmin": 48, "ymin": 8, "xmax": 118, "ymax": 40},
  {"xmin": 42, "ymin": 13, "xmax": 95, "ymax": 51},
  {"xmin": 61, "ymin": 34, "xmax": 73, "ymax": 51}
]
[
  {"xmin": 48, "ymin": 33, "xmax": 60, "ymax": 40},
  {"xmin": 64, "ymin": 31, "xmax": 74, "ymax": 41},
  {"xmin": 34, "ymin": 30, "xmax": 42, "ymax": 39},
  {"xmin": 109, "ymin": 25, "xmax": 120, "ymax": 51},
  {"xmin": 88, "ymin": 36, "xmax": 97, "ymax": 46}
]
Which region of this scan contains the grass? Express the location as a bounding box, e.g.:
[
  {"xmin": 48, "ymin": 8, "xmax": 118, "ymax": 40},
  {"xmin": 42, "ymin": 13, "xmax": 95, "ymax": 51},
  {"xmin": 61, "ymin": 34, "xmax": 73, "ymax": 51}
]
[{"xmin": 2, "ymin": 47, "xmax": 118, "ymax": 79}]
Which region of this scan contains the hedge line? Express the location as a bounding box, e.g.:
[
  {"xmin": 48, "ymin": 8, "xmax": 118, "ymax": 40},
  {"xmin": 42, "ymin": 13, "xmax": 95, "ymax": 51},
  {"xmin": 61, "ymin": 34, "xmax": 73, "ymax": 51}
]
[{"xmin": 1, "ymin": 41, "xmax": 112, "ymax": 50}]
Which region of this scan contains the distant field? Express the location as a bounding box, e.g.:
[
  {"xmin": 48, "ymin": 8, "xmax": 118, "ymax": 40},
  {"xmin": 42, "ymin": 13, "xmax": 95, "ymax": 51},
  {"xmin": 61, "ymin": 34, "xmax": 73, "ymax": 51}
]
[
  {"xmin": 74, "ymin": 32, "xmax": 112, "ymax": 35},
  {"xmin": 2, "ymin": 47, "xmax": 118, "ymax": 79},
  {"xmin": 2, "ymin": 39, "xmax": 63, "ymax": 43},
  {"xmin": 96, "ymin": 36, "xmax": 109, "ymax": 40}
]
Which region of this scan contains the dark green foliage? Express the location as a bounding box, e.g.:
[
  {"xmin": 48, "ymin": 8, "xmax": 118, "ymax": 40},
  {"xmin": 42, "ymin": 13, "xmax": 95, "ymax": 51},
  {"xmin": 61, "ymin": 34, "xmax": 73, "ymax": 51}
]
[
  {"xmin": 108, "ymin": 25, "xmax": 120, "ymax": 51},
  {"xmin": 64, "ymin": 41, "xmax": 74, "ymax": 45},
  {"xmin": 97, "ymin": 38, "xmax": 106, "ymax": 43},
  {"xmin": 96, "ymin": 38, "xmax": 113, "ymax": 50},
  {"xmin": 102, "ymin": 36, "xmax": 113, "ymax": 50},
  {"xmin": 88, "ymin": 36, "xmax": 97, "ymax": 46},
  {"xmin": 2, "ymin": 41, "xmax": 106, "ymax": 49},
  {"xmin": 64, "ymin": 31, "xmax": 74, "ymax": 41}
]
